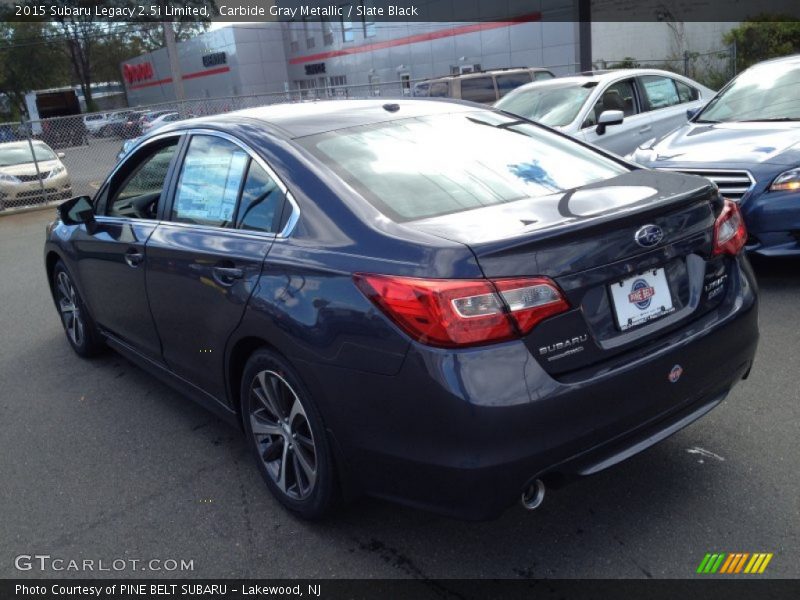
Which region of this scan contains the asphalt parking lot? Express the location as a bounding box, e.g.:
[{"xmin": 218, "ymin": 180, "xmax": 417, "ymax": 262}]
[{"xmin": 1, "ymin": 208, "xmax": 798, "ymax": 580}]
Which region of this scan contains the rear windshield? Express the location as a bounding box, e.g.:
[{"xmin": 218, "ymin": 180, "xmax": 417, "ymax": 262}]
[{"xmin": 300, "ymin": 111, "xmax": 628, "ymax": 222}]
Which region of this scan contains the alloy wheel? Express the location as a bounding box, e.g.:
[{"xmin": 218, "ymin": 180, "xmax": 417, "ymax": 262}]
[
  {"xmin": 249, "ymin": 370, "xmax": 317, "ymax": 500},
  {"xmin": 56, "ymin": 271, "xmax": 84, "ymax": 347}
]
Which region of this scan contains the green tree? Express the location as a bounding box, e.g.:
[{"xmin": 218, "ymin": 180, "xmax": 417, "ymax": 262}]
[
  {"xmin": 0, "ymin": 22, "xmax": 70, "ymax": 118},
  {"xmin": 724, "ymin": 16, "xmax": 800, "ymax": 72}
]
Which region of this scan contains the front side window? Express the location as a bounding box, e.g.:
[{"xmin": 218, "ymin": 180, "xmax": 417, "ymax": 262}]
[
  {"xmin": 675, "ymin": 79, "xmax": 700, "ymax": 103},
  {"xmin": 460, "ymin": 76, "xmax": 496, "ymax": 103},
  {"xmin": 107, "ymin": 141, "xmax": 178, "ymax": 219},
  {"xmin": 171, "ymin": 136, "xmax": 248, "ymax": 227},
  {"xmin": 495, "ymin": 72, "xmax": 533, "ymax": 98},
  {"xmin": 584, "ymin": 79, "xmax": 637, "ymax": 127},
  {"xmin": 639, "ymin": 75, "xmax": 680, "ymax": 110},
  {"xmin": 301, "ymin": 112, "xmax": 628, "ymax": 222}
]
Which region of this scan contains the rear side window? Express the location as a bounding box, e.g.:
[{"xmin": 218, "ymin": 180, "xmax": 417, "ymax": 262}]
[
  {"xmin": 302, "ymin": 112, "xmax": 627, "ymax": 222},
  {"xmin": 235, "ymin": 162, "xmax": 286, "ymax": 233},
  {"xmin": 171, "ymin": 135, "xmax": 248, "ymax": 227},
  {"xmin": 460, "ymin": 76, "xmax": 496, "ymax": 103},
  {"xmin": 495, "ymin": 72, "xmax": 533, "ymax": 98},
  {"xmin": 639, "ymin": 75, "xmax": 681, "ymax": 110}
]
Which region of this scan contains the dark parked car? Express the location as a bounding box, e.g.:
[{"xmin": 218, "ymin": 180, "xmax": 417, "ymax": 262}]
[
  {"xmin": 44, "ymin": 99, "xmax": 758, "ymax": 520},
  {"xmin": 629, "ymin": 54, "xmax": 800, "ymax": 256}
]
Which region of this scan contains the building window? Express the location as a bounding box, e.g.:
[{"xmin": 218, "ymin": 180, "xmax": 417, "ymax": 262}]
[
  {"xmin": 368, "ymin": 74, "xmax": 381, "ymax": 96},
  {"xmin": 303, "ymin": 17, "xmax": 315, "ymax": 49},
  {"xmin": 361, "ymin": 0, "xmax": 376, "ymax": 37},
  {"xmin": 288, "ymin": 22, "xmax": 299, "ymax": 53},
  {"xmin": 340, "ymin": 4, "xmax": 354, "ymax": 42},
  {"xmin": 321, "ymin": 17, "xmax": 334, "ymax": 45},
  {"xmin": 400, "ymin": 73, "xmax": 411, "ymax": 95}
]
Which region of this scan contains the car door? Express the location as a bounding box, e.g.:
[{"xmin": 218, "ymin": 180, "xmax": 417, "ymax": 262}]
[
  {"xmin": 72, "ymin": 134, "xmax": 183, "ymax": 362},
  {"xmin": 579, "ymin": 78, "xmax": 653, "ymax": 155},
  {"xmin": 637, "ymin": 74, "xmax": 703, "ymax": 141},
  {"xmin": 145, "ymin": 132, "xmax": 288, "ymax": 401}
]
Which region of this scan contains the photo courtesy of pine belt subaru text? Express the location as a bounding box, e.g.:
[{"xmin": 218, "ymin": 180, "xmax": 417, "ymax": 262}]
[{"xmin": 44, "ymin": 99, "xmax": 758, "ymax": 520}]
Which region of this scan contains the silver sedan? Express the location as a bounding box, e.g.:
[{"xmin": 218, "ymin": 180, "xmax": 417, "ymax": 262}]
[{"xmin": 495, "ymin": 68, "xmax": 715, "ymax": 156}]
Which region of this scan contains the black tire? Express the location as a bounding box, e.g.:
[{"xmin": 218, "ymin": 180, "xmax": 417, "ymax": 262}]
[
  {"xmin": 52, "ymin": 260, "xmax": 105, "ymax": 357},
  {"xmin": 241, "ymin": 348, "xmax": 336, "ymax": 519}
]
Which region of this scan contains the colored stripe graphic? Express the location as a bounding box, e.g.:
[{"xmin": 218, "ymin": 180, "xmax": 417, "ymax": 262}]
[{"xmin": 697, "ymin": 552, "xmax": 773, "ymax": 574}]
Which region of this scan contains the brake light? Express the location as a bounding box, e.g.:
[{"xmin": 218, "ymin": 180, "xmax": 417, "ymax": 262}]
[
  {"xmin": 713, "ymin": 199, "xmax": 747, "ymax": 256},
  {"xmin": 353, "ymin": 274, "xmax": 569, "ymax": 348}
]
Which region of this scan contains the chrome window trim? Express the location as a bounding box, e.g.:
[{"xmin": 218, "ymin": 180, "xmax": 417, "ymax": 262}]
[{"xmin": 101, "ymin": 128, "xmax": 301, "ymax": 238}]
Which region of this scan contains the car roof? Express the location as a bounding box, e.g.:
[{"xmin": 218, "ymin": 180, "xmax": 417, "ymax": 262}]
[
  {"xmin": 166, "ymin": 98, "xmax": 484, "ymax": 139},
  {"xmin": 505, "ymin": 68, "xmax": 703, "ymax": 93},
  {"xmin": 748, "ymin": 53, "xmax": 800, "ymax": 68},
  {"xmin": 424, "ymin": 67, "xmax": 551, "ymax": 83}
]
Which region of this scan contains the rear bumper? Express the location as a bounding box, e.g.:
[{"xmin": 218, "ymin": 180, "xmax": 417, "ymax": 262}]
[{"xmin": 297, "ymin": 256, "xmax": 758, "ymax": 520}]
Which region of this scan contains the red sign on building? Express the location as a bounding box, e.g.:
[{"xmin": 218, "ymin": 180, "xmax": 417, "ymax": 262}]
[{"xmin": 123, "ymin": 62, "xmax": 154, "ymax": 84}]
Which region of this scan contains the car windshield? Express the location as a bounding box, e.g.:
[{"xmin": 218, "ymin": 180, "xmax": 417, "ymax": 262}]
[
  {"xmin": 301, "ymin": 111, "xmax": 627, "ymax": 222},
  {"xmin": 495, "ymin": 83, "xmax": 593, "ymax": 127},
  {"xmin": 697, "ymin": 61, "xmax": 800, "ymax": 122},
  {"xmin": 0, "ymin": 143, "xmax": 57, "ymax": 166}
]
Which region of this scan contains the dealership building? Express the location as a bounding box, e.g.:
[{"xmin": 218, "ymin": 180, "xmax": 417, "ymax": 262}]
[{"xmin": 121, "ymin": 8, "xmax": 589, "ymax": 105}]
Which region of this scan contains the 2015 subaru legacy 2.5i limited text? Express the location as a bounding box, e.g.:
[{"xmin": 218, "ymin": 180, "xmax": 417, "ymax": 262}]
[{"xmin": 44, "ymin": 99, "xmax": 758, "ymax": 520}]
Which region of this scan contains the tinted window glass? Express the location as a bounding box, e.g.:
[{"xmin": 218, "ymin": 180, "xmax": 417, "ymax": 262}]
[
  {"xmin": 429, "ymin": 82, "xmax": 449, "ymax": 97},
  {"xmin": 640, "ymin": 75, "xmax": 680, "ymax": 110},
  {"xmin": 460, "ymin": 77, "xmax": 496, "ymax": 103},
  {"xmin": 585, "ymin": 79, "xmax": 637, "ymax": 127},
  {"xmin": 236, "ymin": 162, "xmax": 285, "ymax": 233},
  {"xmin": 495, "ymin": 72, "xmax": 533, "ymax": 98},
  {"xmin": 107, "ymin": 141, "xmax": 178, "ymax": 219},
  {"xmin": 302, "ymin": 112, "xmax": 627, "ymax": 222},
  {"xmin": 534, "ymin": 71, "xmax": 555, "ymax": 81},
  {"xmin": 674, "ymin": 79, "xmax": 699, "ymax": 103},
  {"xmin": 172, "ymin": 136, "xmax": 248, "ymax": 227},
  {"xmin": 412, "ymin": 83, "xmax": 430, "ymax": 97}
]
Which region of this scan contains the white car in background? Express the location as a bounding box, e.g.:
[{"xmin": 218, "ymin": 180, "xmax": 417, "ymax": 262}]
[
  {"xmin": 83, "ymin": 113, "xmax": 110, "ymax": 136},
  {"xmin": 141, "ymin": 112, "xmax": 195, "ymax": 135},
  {"xmin": 495, "ymin": 69, "xmax": 715, "ymax": 156}
]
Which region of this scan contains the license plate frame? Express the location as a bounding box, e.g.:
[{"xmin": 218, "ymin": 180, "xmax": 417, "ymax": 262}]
[{"xmin": 609, "ymin": 267, "xmax": 675, "ymax": 331}]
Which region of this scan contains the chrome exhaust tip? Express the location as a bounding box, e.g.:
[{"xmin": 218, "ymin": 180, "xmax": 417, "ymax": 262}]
[{"xmin": 521, "ymin": 478, "xmax": 546, "ymax": 511}]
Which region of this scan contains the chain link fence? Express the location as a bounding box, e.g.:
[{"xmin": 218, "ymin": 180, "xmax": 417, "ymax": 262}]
[
  {"xmin": 593, "ymin": 47, "xmax": 736, "ymax": 91},
  {"xmin": 0, "ymin": 78, "xmax": 423, "ymax": 213}
]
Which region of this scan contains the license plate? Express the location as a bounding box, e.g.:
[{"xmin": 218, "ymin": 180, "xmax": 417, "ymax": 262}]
[{"xmin": 609, "ymin": 268, "xmax": 674, "ymax": 331}]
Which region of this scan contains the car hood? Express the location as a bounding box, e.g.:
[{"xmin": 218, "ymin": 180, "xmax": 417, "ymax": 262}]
[
  {"xmin": 644, "ymin": 121, "xmax": 800, "ymax": 167},
  {"xmin": 0, "ymin": 159, "xmax": 61, "ymax": 176}
]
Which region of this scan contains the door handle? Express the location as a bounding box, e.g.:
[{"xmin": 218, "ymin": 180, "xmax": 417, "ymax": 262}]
[
  {"xmin": 212, "ymin": 266, "xmax": 244, "ymax": 286},
  {"xmin": 124, "ymin": 248, "xmax": 143, "ymax": 268}
]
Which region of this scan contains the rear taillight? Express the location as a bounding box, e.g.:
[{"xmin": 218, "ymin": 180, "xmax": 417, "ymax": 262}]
[
  {"xmin": 713, "ymin": 199, "xmax": 747, "ymax": 256},
  {"xmin": 353, "ymin": 274, "xmax": 569, "ymax": 348}
]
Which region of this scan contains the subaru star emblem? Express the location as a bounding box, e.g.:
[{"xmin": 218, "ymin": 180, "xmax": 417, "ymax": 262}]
[
  {"xmin": 668, "ymin": 364, "xmax": 684, "ymax": 383},
  {"xmin": 634, "ymin": 224, "xmax": 664, "ymax": 248}
]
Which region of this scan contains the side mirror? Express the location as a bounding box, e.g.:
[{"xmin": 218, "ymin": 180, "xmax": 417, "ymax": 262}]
[
  {"xmin": 57, "ymin": 152, "xmax": 66, "ymax": 159},
  {"xmin": 686, "ymin": 107, "xmax": 700, "ymax": 120},
  {"xmin": 58, "ymin": 196, "xmax": 96, "ymax": 231},
  {"xmin": 596, "ymin": 110, "xmax": 624, "ymax": 135}
]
